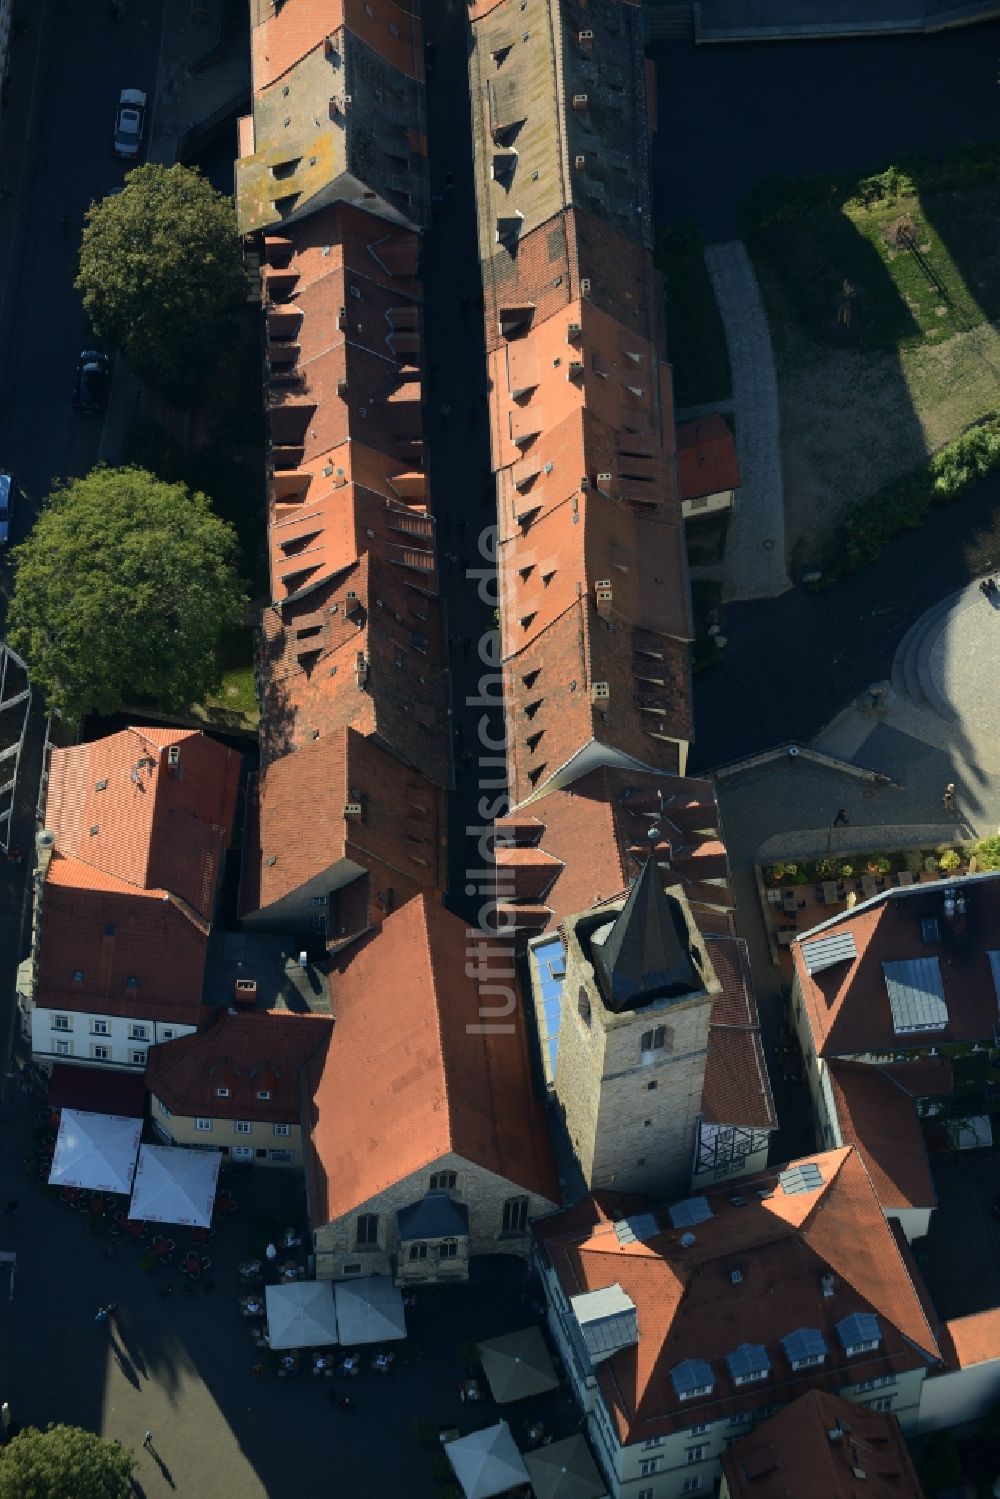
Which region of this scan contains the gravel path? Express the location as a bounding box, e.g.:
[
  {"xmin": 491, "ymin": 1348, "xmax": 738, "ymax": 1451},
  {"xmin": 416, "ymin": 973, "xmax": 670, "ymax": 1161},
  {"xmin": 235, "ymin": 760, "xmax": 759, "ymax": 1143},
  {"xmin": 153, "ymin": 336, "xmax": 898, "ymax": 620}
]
[{"xmin": 704, "ymin": 241, "xmax": 791, "ymax": 602}]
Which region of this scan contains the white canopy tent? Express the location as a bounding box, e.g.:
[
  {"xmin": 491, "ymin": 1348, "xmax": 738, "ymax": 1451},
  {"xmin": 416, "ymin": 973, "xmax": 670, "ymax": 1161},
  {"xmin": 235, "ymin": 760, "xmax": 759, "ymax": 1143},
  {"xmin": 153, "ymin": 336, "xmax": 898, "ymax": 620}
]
[
  {"xmin": 48, "ymin": 1109, "xmax": 142, "ymax": 1195},
  {"xmin": 128, "ymin": 1143, "xmax": 222, "ymax": 1228},
  {"xmin": 265, "ymin": 1282, "xmax": 339, "ymax": 1350},
  {"xmin": 334, "ymin": 1275, "xmax": 407, "ymax": 1345},
  {"xmin": 445, "ymin": 1422, "xmax": 530, "ymax": 1499}
]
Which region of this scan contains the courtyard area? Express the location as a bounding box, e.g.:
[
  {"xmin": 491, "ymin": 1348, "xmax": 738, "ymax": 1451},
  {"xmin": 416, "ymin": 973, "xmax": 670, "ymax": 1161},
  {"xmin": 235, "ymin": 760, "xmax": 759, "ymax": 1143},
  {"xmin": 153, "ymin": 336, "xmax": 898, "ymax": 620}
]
[{"xmin": 0, "ymin": 1079, "xmax": 577, "ymax": 1499}]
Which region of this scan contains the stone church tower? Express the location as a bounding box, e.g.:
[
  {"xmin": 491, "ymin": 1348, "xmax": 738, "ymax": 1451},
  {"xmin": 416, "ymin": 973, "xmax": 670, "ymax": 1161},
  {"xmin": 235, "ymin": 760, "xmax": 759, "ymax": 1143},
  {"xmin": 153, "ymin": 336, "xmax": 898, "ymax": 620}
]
[{"xmin": 554, "ymin": 857, "xmax": 722, "ymax": 1200}]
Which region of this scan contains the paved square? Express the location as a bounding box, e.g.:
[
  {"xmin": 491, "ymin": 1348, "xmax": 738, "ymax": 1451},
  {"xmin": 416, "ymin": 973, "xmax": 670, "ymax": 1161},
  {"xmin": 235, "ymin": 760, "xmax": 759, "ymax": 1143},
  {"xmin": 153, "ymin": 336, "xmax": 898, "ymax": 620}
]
[{"xmin": 0, "ymin": 1082, "xmax": 576, "ymax": 1497}]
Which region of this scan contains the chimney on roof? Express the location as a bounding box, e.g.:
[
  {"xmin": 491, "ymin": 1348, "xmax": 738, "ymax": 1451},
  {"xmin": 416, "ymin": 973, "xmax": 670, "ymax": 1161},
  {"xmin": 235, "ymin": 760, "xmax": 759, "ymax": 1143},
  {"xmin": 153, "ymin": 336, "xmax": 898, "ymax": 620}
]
[
  {"xmin": 234, "ymin": 978, "xmax": 257, "ymax": 1006},
  {"xmin": 572, "ymin": 93, "xmax": 588, "ymax": 113},
  {"xmin": 822, "ymin": 1273, "xmax": 836, "ymax": 1298},
  {"xmin": 578, "ymin": 28, "xmax": 594, "ymax": 49},
  {"xmin": 595, "ymin": 579, "xmax": 613, "ymax": 620},
  {"xmin": 344, "ymin": 590, "xmax": 361, "ymax": 618}
]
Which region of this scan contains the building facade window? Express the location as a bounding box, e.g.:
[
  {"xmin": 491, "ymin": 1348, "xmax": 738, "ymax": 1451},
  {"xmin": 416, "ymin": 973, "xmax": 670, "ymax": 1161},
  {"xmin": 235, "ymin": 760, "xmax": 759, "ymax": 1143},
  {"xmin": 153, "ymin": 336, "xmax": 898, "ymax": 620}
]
[
  {"xmin": 52, "ymin": 1014, "xmax": 71, "ymax": 1031},
  {"xmin": 232, "ymin": 1145, "xmax": 253, "ymax": 1162},
  {"xmin": 91, "ymin": 1045, "xmax": 110, "ymax": 1061},
  {"xmin": 409, "ymin": 1243, "xmax": 428, "ymax": 1261},
  {"xmin": 162, "ymin": 1029, "xmax": 174, "ymax": 1040},
  {"xmin": 642, "ymin": 1437, "xmax": 664, "ymax": 1449},
  {"xmin": 686, "ymin": 1446, "xmax": 706, "ymax": 1464},
  {"xmin": 639, "ymin": 1456, "xmax": 662, "ymax": 1476},
  {"xmin": 269, "ymin": 1150, "xmax": 293, "ymax": 1164},
  {"xmin": 130, "ymin": 1050, "xmax": 146, "ymax": 1066},
  {"xmin": 430, "ymin": 1171, "xmax": 456, "ymax": 1192},
  {"xmin": 640, "ymin": 1025, "xmax": 671, "ymax": 1063},
  {"xmin": 342, "ymin": 1263, "xmax": 362, "ymax": 1276},
  {"xmin": 689, "ymin": 1425, "xmax": 709, "ymax": 1437},
  {"xmin": 683, "ymin": 1478, "xmax": 702, "ymax": 1494},
  {"xmin": 195, "ymin": 1118, "xmax": 213, "ymax": 1132},
  {"xmin": 849, "ymin": 1376, "xmax": 895, "ymax": 1395},
  {"xmin": 55, "ymin": 1040, "xmax": 71, "ymax": 1056},
  {"xmin": 235, "ymin": 1121, "xmax": 252, "ymax": 1135},
  {"xmin": 257, "ymin": 1090, "xmax": 271, "ymax": 1101},
  {"xmin": 273, "ymin": 1124, "xmax": 291, "ymax": 1137},
  {"xmin": 637, "ymin": 1490, "xmax": 654, "ymax": 1499},
  {"xmin": 216, "ymin": 1087, "xmax": 230, "ymax": 1098},
  {"xmin": 355, "ymin": 1214, "xmax": 379, "ymax": 1249},
  {"xmin": 439, "ymin": 1239, "xmax": 458, "ymax": 1259},
  {"xmin": 501, "ymin": 1196, "xmax": 529, "ymax": 1235},
  {"xmin": 92, "ymin": 1020, "xmax": 109, "ymax": 1036},
  {"xmin": 128, "ymin": 1025, "xmax": 148, "ymax": 1041},
  {"xmin": 868, "ymin": 1397, "xmax": 894, "ymax": 1412}
]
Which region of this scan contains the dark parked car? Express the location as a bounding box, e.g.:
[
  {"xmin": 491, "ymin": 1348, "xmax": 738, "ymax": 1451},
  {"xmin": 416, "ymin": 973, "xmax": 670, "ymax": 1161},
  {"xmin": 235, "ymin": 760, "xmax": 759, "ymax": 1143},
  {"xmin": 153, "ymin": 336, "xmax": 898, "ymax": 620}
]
[
  {"xmin": 74, "ymin": 351, "xmax": 111, "ymax": 413},
  {"xmin": 0, "ymin": 472, "xmax": 12, "ymax": 544}
]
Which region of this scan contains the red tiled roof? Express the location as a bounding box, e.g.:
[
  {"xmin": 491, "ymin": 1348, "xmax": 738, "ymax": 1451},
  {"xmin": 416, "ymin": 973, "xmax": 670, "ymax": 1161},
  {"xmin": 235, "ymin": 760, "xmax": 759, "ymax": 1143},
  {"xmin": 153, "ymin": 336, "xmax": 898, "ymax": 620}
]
[
  {"xmin": 535, "ymin": 1147, "xmax": 940, "ymax": 1445},
  {"xmin": 305, "ymin": 897, "xmax": 560, "ymax": 1224},
  {"xmin": 940, "ymin": 1308, "xmax": 1000, "ymax": 1369},
  {"xmin": 39, "ymin": 854, "xmax": 209, "ymax": 1024},
  {"xmin": 677, "ymin": 415, "xmax": 742, "ymax": 501},
  {"xmin": 146, "ymin": 1010, "xmax": 333, "ymax": 1124},
  {"xmin": 242, "ymin": 725, "xmax": 446, "ymax": 915},
  {"xmin": 794, "ymin": 879, "xmax": 1000, "ymax": 1058},
  {"xmin": 827, "ymin": 1062, "xmax": 936, "ymax": 1212},
  {"xmin": 701, "ymin": 936, "xmax": 776, "ymax": 1131},
  {"xmin": 496, "ymin": 767, "xmax": 730, "ymax": 941},
  {"xmin": 721, "ymin": 1390, "xmax": 925, "ymax": 1499},
  {"xmin": 504, "ymin": 601, "xmax": 690, "ymax": 808},
  {"xmin": 258, "ymin": 554, "xmax": 449, "ymax": 788},
  {"xmin": 45, "ymin": 728, "xmax": 240, "ymax": 920},
  {"xmin": 252, "ymin": 0, "xmax": 422, "ymax": 91}
]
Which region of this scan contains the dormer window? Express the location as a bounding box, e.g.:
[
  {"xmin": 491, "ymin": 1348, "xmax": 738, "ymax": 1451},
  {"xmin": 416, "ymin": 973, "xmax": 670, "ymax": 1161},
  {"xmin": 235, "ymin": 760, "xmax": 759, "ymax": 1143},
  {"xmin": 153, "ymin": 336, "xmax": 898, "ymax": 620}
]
[
  {"xmin": 726, "ymin": 1344, "xmax": 770, "ymax": 1386},
  {"xmin": 781, "ymin": 1328, "xmax": 827, "ymax": 1370},
  {"xmin": 836, "ymin": 1313, "xmax": 881, "ymax": 1356},
  {"xmin": 670, "ymin": 1360, "xmax": 714, "ymax": 1401},
  {"xmin": 257, "ymin": 1090, "xmax": 271, "ymax": 1101},
  {"xmin": 216, "ymin": 1087, "xmax": 230, "ymax": 1099}
]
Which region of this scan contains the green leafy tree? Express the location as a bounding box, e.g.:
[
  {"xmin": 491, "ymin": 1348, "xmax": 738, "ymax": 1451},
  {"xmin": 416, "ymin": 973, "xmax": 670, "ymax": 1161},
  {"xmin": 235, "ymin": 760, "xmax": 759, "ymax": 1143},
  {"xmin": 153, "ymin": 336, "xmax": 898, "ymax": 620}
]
[
  {"xmin": 0, "ymin": 1423, "xmax": 134, "ymax": 1499},
  {"xmin": 75, "ymin": 164, "xmax": 245, "ymax": 401},
  {"xmin": 8, "ymin": 466, "xmax": 248, "ymax": 723}
]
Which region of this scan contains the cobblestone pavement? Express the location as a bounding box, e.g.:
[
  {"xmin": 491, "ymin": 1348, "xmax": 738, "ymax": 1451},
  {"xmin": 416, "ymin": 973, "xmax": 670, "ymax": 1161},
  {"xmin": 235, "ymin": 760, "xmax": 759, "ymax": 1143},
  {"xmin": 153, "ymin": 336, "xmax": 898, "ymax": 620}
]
[{"xmin": 704, "ymin": 242, "xmax": 791, "ymax": 603}]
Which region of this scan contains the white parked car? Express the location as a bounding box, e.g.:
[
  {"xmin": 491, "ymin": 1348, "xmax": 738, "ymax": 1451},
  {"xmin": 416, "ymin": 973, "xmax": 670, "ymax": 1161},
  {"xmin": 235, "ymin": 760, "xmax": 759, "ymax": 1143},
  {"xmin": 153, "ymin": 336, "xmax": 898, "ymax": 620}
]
[{"xmin": 114, "ymin": 88, "xmax": 147, "ymax": 160}]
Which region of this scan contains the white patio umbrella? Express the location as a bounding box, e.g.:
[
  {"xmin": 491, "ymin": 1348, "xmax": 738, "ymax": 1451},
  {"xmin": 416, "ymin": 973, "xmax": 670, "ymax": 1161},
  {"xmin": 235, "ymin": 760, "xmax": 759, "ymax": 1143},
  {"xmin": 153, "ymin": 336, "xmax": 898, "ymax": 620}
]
[
  {"xmin": 477, "ymin": 1326, "xmax": 559, "ymax": 1403},
  {"xmin": 128, "ymin": 1143, "xmax": 221, "ymax": 1228},
  {"xmin": 523, "ymin": 1436, "xmax": 607, "ymax": 1499},
  {"xmin": 334, "ymin": 1275, "xmax": 407, "ymax": 1345},
  {"xmin": 445, "ymin": 1421, "xmax": 530, "ymax": 1499},
  {"xmin": 265, "ymin": 1282, "xmax": 339, "ymax": 1350},
  {"xmin": 48, "ymin": 1109, "xmax": 142, "ymax": 1195}
]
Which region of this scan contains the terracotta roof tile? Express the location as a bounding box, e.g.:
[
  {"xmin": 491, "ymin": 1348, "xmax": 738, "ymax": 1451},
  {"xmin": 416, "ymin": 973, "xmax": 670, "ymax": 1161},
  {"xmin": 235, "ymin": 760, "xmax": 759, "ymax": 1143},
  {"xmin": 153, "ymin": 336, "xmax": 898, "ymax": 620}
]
[
  {"xmin": 535, "ymin": 1147, "xmax": 940, "ymax": 1445},
  {"xmin": 504, "ymin": 600, "xmax": 691, "ymax": 808},
  {"xmin": 259, "ymin": 554, "xmax": 450, "ymax": 788},
  {"xmin": 677, "ymin": 414, "xmax": 742, "ymax": 501},
  {"xmin": 722, "ymin": 1390, "xmax": 925, "ymax": 1499},
  {"xmin": 146, "ymin": 1010, "xmax": 333, "ymax": 1124},
  {"xmin": 794, "ymin": 878, "xmax": 1000, "ymax": 1058},
  {"xmin": 827, "ymin": 1062, "xmax": 936, "ymax": 1212},
  {"xmin": 702, "ymin": 935, "xmax": 776, "ymax": 1130},
  {"xmin": 494, "ymin": 767, "xmax": 731, "ymax": 941},
  {"xmin": 251, "ymin": 0, "xmax": 345, "ymax": 91},
  {"xmin": 304, "ymin": 897, "xmax": 560, "ymax": 1223},
  {"xmin": 39, "ymin": 854, "xmax": 208, "ymax": 1024},
  {"xmin": 242, "ymin": 725, "xmax": 446, "ymax": 915},
  {"xmin": 45, "ymin": 729, "xmax": 239, "ymax": 920},
  {"xmin": 940, "ymin": 1308, "xmax": 1000, "ymax": 1369},
  {"xmin": 269, "ymin": 441, "xmax": 435, "ymax": 604}
]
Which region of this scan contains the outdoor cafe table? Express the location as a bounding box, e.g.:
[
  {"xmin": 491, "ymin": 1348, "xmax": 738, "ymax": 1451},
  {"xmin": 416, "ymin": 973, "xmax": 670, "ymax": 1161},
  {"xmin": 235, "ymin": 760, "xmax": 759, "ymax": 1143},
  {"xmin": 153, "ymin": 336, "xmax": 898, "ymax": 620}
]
[{"xmin": 181, "ymin": 1251, "xmax": 202, "ymax": 1277}]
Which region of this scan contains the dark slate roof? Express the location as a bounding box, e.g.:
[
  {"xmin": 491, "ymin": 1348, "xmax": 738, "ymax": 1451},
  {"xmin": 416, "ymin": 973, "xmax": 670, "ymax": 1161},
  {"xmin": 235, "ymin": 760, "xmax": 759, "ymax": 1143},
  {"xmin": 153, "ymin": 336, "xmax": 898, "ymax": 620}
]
[
  {"xmin": 396, "ymin": 1191, "xmax": 471, "ymax": 1241},
  {"xmin": 591, "ymin": 856, "xmax": 702, "ymax": 1013}
]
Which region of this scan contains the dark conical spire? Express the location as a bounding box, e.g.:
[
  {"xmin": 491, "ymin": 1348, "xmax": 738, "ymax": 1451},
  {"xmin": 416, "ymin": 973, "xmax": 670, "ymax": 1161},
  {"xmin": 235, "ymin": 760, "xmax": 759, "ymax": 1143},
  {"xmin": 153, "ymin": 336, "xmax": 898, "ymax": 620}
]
[{"xmin": 591, "ymin": 856, "xmax": 702, "ymax": 1013}]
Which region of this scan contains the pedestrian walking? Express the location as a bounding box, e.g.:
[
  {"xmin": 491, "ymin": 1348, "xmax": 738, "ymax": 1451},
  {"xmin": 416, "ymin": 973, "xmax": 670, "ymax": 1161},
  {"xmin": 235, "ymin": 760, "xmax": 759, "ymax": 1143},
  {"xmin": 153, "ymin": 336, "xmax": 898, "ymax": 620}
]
[
  {"xmin": 832, "ymin": 809, "xmax": 848, "ymax": 827},
  {"xmin": 143, "ymin": 1430, "xmax": 153, "ymax": 1450},
  {"xmin": 943, "ymin": 782, "xmax": 956, "ymax": 809},
  {"xmin": 3, "ymin": 1199, "xmax": 18, "ymax": 1216}
]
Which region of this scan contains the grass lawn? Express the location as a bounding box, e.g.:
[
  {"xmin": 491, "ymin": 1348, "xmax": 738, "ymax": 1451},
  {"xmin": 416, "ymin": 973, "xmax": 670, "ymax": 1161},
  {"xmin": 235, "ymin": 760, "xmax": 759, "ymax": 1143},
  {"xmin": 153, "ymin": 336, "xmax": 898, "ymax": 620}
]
[
  {"xmin": 656, "ymin": 223, "xmax": 732, "ymax": 409},
  {"xmin": 743, "ymin": 154, "xmax": 1000, "ymax": 563}
]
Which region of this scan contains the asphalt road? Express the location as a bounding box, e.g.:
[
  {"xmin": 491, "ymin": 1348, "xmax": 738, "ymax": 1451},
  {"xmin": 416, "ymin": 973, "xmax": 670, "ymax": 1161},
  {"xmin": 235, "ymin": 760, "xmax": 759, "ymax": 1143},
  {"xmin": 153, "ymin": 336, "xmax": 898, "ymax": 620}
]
[
  {"xmin": 0, "ymin": 0, "xmax": 165, "ymax": 600},
  {"xmin": 651, "ymin": 22, "xmax": 1000, "ymax": 239}
]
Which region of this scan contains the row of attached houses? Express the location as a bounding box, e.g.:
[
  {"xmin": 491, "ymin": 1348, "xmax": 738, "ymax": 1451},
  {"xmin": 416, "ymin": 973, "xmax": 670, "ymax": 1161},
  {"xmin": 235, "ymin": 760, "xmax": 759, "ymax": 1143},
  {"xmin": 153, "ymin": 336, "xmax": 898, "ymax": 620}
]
[{"xmin": 468, "ymin": 0, "xmax": 695, "ymax": 812}]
